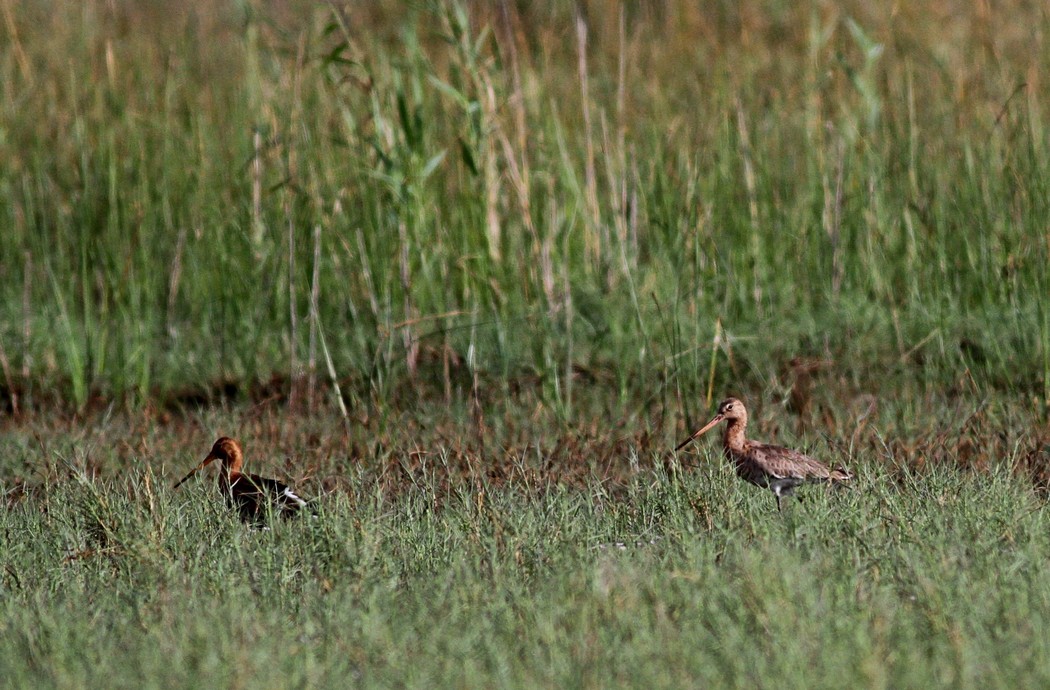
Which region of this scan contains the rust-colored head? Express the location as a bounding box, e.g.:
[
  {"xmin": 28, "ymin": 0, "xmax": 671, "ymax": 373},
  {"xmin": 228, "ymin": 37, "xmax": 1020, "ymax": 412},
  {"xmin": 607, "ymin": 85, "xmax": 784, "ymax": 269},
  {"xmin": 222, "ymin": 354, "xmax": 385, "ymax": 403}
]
[
  {"xmin": 173, "ymin": 437, "xmax": 244, "ymax": 489},
  {"xmin": 674, "ymin": 398, "xmax": 747, "ymax": 451}
]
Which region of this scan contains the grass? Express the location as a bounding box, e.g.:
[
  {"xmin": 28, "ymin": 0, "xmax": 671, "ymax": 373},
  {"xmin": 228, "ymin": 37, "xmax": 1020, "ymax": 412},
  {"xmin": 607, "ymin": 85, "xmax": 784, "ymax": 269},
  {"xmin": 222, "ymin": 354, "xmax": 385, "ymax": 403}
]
[
  {"xmin": 2, "ymin": 395, "xmax": 1049, "ymax": 688},
  {"xmin": 0, "ymin": 1, "xmax": 1046, "ymax": 413},
  {"xmin": 1, "ymin": 0, "xmax": 1050, "ymax": 687},
  {"xmin": 1, "ymin": 403, "xmax": 1049, "ymax": 688}
]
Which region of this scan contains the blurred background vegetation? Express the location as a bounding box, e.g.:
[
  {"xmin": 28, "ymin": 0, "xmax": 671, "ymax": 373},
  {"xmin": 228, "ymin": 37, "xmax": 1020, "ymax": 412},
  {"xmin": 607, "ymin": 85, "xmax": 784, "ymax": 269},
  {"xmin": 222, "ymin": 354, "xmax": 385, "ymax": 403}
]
[
  {"xmin": 3, "ymin": 6, "xmax": 1050, "ymax": 685},
  {"xmin": 0, "ymin": 0, "xmax": 1047, "ymax": 426}
]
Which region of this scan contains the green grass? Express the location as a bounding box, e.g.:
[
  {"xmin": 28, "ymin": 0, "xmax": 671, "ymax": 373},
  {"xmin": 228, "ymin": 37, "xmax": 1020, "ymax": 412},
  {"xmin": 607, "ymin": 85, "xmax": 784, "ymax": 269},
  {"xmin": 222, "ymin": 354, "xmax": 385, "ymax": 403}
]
[
  {"xmin": 2, "ymin": 395, "xmax": 1048, "ymax": 688},
  {"xmin": 2, "ymin": 417, "xmax": 1048, "ymax": 689},
  {"xmin": 0, "ymin": 1, "xmax": 1047, "ymax": 413},
  {"xmin": 2, "ymin": 1, "xmax": 1050, "ymax": 687}
]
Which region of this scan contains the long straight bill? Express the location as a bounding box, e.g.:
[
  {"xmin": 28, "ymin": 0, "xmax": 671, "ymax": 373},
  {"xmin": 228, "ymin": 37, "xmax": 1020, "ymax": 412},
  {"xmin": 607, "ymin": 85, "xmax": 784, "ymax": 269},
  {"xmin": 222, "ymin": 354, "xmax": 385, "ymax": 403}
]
[
  {"xmin": 173, "ymin": 454, "xmax": 217, "ymax": 489},
  {"xmin": 673, "ymin": 413, "xmax": 724, "ymax": 452}
]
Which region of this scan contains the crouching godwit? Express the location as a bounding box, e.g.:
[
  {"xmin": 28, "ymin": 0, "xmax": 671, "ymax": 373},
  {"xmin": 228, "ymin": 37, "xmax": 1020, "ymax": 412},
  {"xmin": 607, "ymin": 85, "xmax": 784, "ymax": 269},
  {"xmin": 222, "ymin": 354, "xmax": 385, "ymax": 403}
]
[
  {"xmin": 675, "ymin": 398, "xmax": 851, "ymax": 511},
  {"xmin": 173, "ymin": 437, "xmax": 310, "ymax": 523}
]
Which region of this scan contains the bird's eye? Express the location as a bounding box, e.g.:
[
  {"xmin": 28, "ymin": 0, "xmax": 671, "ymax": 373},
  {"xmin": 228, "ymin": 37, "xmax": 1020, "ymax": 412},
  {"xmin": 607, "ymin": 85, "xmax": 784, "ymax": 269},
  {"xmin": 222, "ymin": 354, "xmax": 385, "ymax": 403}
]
[{"xmin": 725, "ymin": 403, "xmax": 734, "ymax": 410}]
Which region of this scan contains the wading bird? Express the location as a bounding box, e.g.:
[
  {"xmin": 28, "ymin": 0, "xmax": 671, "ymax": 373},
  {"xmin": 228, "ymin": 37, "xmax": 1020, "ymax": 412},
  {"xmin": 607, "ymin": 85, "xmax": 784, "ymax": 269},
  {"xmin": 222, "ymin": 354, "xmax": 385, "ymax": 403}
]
[
  {"xmin": 675, "ymin": 397, "xmax": 851, "ymax": 511},
  {"xmin": 173, "ymin": 437, "xmax": 309, "ymax": 523}
]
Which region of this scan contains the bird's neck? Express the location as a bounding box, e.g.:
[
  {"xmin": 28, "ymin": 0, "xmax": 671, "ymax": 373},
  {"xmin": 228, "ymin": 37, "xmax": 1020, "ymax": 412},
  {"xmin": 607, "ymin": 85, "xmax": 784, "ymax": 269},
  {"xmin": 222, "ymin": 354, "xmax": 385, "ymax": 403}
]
[
  {"xmin": 218, "ymin": 463, "xmax": 243, "ymax": 486},
  {"xmin": 722, "ymin": 420, "xmax": 747, "ymax": 453}
]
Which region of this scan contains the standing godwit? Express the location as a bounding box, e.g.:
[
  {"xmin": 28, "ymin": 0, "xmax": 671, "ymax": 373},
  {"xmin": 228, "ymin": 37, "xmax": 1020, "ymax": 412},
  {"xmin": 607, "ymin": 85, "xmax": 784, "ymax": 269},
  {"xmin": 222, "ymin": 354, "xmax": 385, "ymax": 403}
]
[
  {"xmin": 173, "ymin": 437, "xmax": 310, "ymax": 523},
  {"xmin": 675, "ymin": 397, "xmax": 851, "ymax": 511}
]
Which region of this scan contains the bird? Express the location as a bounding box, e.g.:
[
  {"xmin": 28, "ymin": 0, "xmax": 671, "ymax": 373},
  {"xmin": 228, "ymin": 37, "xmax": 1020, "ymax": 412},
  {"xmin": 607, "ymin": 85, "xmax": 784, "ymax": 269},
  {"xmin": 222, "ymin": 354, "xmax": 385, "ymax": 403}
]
[
  {"xmin": 173, "ymin": 437, "xmax": 310, "ymax": 524},
  {"xmin": 675, "ymin": 397, "xmax": 851, "ymax": 511}
]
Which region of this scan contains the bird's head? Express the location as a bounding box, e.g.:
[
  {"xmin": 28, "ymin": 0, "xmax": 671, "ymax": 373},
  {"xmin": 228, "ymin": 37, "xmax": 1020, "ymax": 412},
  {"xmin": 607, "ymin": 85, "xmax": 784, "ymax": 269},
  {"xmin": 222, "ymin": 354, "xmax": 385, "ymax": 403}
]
[
  {"xmin": 716, "ymin": 397, "xmax": 747, "ymax": 423},
  {"xmin": 674, "ymin": 397, "xmax": 748, "ymax": 451},
  {"xmin": 173, "ymin": 437, "xmax": 244, "ymax": 489}
]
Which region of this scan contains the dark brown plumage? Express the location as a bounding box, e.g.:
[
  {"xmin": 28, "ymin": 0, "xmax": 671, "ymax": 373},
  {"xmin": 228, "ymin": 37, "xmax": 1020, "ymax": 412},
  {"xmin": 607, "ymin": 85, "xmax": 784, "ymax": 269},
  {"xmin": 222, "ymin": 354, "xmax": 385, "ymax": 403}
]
[
  {"xmin": 675, "ymin": 397, "xmax": 851, "ymax": 511},
  {"xmin": 173, "ymin": 437, "xmax": 309, "ymax": 524}
]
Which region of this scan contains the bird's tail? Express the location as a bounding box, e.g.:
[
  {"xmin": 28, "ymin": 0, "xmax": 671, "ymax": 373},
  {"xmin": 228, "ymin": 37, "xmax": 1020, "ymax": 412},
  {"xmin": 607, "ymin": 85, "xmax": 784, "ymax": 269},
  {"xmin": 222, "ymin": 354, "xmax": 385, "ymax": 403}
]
[
  {"xmin": 300, "ymin": 492, "xmax": 330, "ymax": 518},
  {"xmin": 829, "ymin": 465, "xmax": 853, "ymax": 482}
]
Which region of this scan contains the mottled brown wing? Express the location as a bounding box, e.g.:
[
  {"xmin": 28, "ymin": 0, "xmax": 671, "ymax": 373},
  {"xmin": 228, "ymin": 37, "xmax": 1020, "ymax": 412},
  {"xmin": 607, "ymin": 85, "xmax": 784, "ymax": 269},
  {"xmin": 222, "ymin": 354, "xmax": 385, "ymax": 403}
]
[{"xmin": 749, "ymin": 442, "xmax": 836, "ymax": 481}]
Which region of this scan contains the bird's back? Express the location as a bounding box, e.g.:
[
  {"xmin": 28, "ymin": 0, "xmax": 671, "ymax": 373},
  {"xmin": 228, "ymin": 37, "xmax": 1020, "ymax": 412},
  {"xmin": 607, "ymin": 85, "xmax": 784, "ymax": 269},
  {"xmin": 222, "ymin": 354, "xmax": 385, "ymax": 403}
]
[
  {"xmin": 226, "ymin": 472, "xmax": 307, "ymax": 522},
  {"xmin": 731, "ymin": 441, "xmax": 849, "ymax": 485}
]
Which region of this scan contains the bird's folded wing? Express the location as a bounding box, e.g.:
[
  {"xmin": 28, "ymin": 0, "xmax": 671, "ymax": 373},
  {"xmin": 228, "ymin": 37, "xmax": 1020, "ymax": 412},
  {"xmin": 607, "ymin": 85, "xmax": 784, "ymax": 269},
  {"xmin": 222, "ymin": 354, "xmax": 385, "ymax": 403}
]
[{"xmin": 753, "ymin": 443, "xmax": 831, "ymax": 479}]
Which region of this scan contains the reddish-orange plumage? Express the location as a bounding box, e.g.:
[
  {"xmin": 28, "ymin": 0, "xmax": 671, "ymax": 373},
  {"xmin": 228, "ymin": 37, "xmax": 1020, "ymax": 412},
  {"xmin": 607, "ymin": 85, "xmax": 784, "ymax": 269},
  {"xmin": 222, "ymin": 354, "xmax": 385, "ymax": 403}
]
[
  {"xmin": 676, "ymin": 398, "xmax": 851, "ymax": 511},
  {"xmin": 173, "ymin": 437, "xmax": 310, "ymax": 523}
]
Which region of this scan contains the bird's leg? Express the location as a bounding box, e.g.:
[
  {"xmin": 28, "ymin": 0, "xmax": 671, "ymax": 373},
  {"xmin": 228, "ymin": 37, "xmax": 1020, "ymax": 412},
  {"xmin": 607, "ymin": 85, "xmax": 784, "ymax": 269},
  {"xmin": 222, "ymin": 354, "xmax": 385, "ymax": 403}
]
[{"xmin": 771, "ymin": 480, "xmax": 802, "ymax": 512}]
